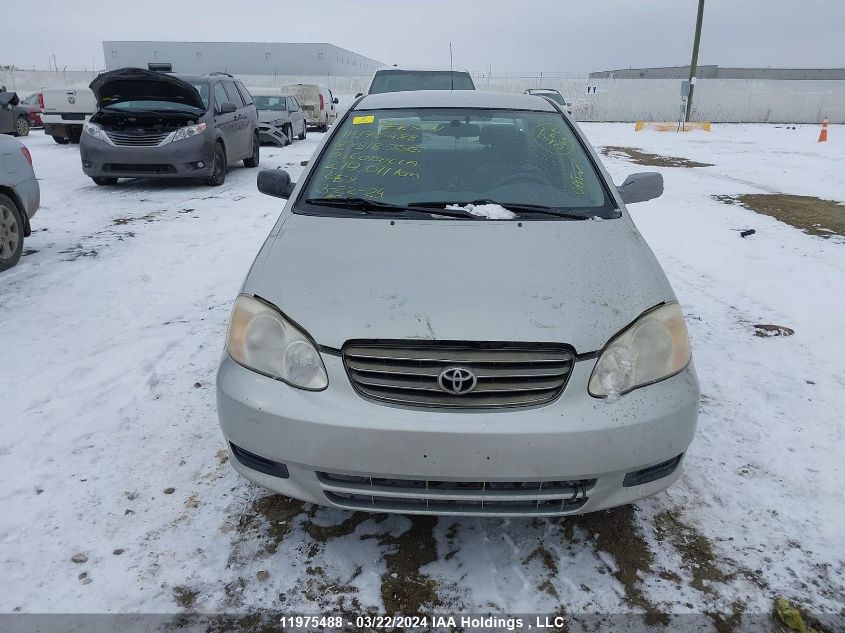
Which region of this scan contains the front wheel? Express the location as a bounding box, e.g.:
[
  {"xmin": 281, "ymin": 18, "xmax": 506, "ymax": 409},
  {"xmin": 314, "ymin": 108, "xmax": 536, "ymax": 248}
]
[
  {"xmin": 92, "ymin": 177, "xmax": 118, "ymax": 186},
  {"xmin": 14, "ymin": 116, "xmax": 30, "ymax": 137},
  {"xmin": 205, "ymin": 144, "xmax": 227, "ymax": 186},
  {"xmin": 0, "ymin": 194, "xmax": 24, "ymax": 271},
  {"xmin": 243, "ymin": 133, "xmax": 260, "ymax": 168},
  {"xmin": 52, "ymin": 135, "xmax": 70, "ymax": 145},
  {"xmin": 283, "ymin": 124, "xmax": 293, "ymax": 146},
  {"xmin": 297, "ymin": 121, "xmax": 306, "ymax": 140}
]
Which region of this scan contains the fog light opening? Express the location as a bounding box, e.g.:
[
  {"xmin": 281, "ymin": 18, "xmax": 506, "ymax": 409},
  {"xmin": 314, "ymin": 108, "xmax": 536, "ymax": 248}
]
[
  {"xmin": 623, "ymin": 454, "xmax": 683, "ymax": 487},
  {"xmin": 230, "ymin": 443, "xmax": 289, "ymax": 479}
]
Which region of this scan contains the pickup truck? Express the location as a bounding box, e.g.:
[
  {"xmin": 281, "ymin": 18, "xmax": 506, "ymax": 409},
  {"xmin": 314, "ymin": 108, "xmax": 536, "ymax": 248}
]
[{"xmin": 40, "ymin": 87, "xmax": 97, "ymax": 144}]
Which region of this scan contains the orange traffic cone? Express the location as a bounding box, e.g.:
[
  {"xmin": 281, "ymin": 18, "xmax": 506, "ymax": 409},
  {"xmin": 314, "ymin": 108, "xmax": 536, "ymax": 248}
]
[{"xmin": 818, "ymin": 117, "xmax": 829, "ymax": 142}]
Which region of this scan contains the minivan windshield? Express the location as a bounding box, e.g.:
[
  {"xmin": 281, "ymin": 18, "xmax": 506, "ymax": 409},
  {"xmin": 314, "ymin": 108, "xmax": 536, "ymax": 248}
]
[
  {"xmin": 369, "ymin": 71, "xmax": 475, "ymax": 94},
  {"xmin": 300, "ymin": 107, "xmax": 615, "ymax": 219},
  {"xmin": 102, "ymin": 100, "xmax": 205, "ymax": 114}
]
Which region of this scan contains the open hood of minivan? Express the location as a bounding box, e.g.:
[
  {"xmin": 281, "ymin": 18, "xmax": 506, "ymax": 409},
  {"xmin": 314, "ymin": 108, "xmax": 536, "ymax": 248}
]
[
  {"xmin": 0, "ymin": 91, "xmax": 20, "ymax": 107},
  {"xmin": 90, "ymin": 68, "xmax": 205, "ymax": 110},
  {"xmin": 243, "ymin": 214, "xmax": 676, "ymax": 353}
]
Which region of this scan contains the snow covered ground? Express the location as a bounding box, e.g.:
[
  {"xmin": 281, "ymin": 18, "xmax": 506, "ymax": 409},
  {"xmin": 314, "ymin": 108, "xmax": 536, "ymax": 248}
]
[{"xmin": 1, "ymin": 123, "xmax": 843, "ymax": 631}]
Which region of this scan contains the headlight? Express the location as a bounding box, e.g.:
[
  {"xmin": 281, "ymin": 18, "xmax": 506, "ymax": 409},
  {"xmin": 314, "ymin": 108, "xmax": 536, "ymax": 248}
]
[
  {"xmin": 225, "ymin": 294, "xmax": 328, "ymax": 390},
  {"xmin": 171, "ymin": 122, "xmax": 207, "ymax": 142},
  {"xmin": 269, "ymin": 118, "xmax": 284, "ymax": 126},
  {"xmin": 83, "ymin": 122, "xmax": 108, "ymax": 141},
  {"xmin": 589, "ymin": 302, "xmax": 691, "ymax": 398}
]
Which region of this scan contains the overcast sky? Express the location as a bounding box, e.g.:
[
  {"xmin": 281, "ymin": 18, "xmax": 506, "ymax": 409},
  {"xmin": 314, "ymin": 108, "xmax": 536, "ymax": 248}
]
[{"xmin": 5, "ymin": 0, "xmax": 844, "ymax": 73}]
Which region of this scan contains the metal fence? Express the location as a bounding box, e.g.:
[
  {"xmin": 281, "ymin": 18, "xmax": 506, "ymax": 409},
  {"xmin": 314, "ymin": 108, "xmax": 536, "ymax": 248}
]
[{"xmin": 3, "ymin": 68, "xmax": 843, "ymax": 123}]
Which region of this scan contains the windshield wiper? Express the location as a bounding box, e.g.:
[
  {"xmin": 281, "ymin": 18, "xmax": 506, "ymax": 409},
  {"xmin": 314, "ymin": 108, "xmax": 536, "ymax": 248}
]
[
  {"xmin": 410, "ymin": 199, "xmax": 593, "ymax": 220},
  {"xmin": 305, "ymin": 197, "xmax": 477, "ymax": 219}
]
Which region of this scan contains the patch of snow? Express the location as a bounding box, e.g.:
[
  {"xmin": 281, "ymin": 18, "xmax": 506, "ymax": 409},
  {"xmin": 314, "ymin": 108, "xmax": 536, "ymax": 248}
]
[{"xmin": 446, "ymin": 202, "xmax": 517, "ymax": 219}]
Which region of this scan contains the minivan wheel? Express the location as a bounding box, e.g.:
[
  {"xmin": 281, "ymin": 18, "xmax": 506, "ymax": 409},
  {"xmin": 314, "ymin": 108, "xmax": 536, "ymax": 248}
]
[
  {"xmin": 92, "ymin": 177, "xmax": 118, "ymax": 186},
  {"xmin": 298, "ymin": 122, "xmax": 306, "ymax": 140},
  {"xmin": 52, "ymin": 135, "xmax": 70, "ymax": 145},
  {"xmin": 0, "ymin": 194, "xmax": 24, "ymax": 271},
  {"xmin": 14, "ymin": 116, "xmax": 30, "ymax": 137},
  {"xmin": 206, "ymin": 144, "xmax": 226, "ymax": 186},
  {"xmin": 243, "ymin": 133, "xmax": 260, "ymax": 168}
]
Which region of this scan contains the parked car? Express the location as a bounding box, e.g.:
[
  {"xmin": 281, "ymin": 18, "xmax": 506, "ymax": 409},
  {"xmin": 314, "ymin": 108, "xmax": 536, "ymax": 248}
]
[
  {"xmin": 525, "ymin": 88, "xmax": 573, "ymax": 116},
  {"xmin": 0, "ymin": 135, "xmax": 40, "ymax": 271},
  {"xmin": 254, "ymin": 94, "xmax": 307, "ymax": 146},
  {"xmin": 21, "ymin": 93, "xmax": 44, "ymax": 127},
  {"xmin": 278, "ymin": 83, "xmax": 337, "ymax": 132},
  {"xmin": 40, "ymin": 87, "xmax": 97, "ymax": 144},
  {"xmin": 360, "ymin": 66, "xmax": 476, "ymax": 96},
  {"xmin": 80, "ymin": 68, "xmax": 259, "ymax": 186},
  {"xmin": 216, "ymin": 90, "xmax": 699, "ymax": 517},
  {"xmin": 0, "ymin": 89, "xmax": 31, "ymax": 137}
]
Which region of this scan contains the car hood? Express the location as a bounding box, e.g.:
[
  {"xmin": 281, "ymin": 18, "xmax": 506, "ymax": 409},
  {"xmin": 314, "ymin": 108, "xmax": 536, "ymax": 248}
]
[
  {"xmin": 258, "ymin": 110, "xmax": 286, "ymax": 123},
  {"xmin": 244, "ymin": 214, "xmax": 676, "ymax": 353},
  {"xmin": 89, "ymin": 68, "xmax": 205, "ymax": 110},
  {"xmin": 0, "ymin": 91, "xmax": 20, "ymax": 107}
]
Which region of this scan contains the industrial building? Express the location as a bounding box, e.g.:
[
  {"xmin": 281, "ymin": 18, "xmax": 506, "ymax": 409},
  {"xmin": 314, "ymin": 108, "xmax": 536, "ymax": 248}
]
[
  {"xmin": 589, "ymin": 65, "xmax": 845, "ymax": 80},
  {"xmin": 102, "ymin": 41, "xmax": 383, "ymax": 76}
]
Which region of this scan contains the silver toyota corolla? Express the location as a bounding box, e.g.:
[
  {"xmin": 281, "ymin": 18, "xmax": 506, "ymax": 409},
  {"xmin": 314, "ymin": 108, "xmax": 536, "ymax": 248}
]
[{"xmin": 216, "ymin": 90, "xmax": 699, "ymax": 517}]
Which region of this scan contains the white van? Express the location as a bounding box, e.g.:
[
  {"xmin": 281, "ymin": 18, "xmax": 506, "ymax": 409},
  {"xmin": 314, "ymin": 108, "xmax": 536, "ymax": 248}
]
[
  {"xmin": 40, "ymin": 87, "xmax": 97, "ymax": 144},
  {"xmin": 278, "ymin": 83, "xmax": 338, "ymax": 132}
]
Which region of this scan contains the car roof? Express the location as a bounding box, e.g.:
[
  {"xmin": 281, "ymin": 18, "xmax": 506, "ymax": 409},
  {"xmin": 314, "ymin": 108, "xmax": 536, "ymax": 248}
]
[
  {"xmin": 355, "ymin": 90, "xmax": 559, "ymax": 112},
  {"xmin": 374, "ymin": 65, "xmax": 471, "ymax": 73}
]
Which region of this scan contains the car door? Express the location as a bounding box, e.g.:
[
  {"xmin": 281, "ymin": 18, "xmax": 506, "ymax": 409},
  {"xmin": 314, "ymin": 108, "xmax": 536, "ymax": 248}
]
[
  {"xmin": 213, "ymin": 82, "xmax": 238, "ymax": 163},
  {"xmin": 288, "ymin": 97, "xmax": 304, "ymax": 137},
  {"xmin": 235, "ymin": 81, "xmax": 258, "ymax": 149},
  {"xmin": 223, "ymin": 81, "xmax": 249, "ymax": 159}
]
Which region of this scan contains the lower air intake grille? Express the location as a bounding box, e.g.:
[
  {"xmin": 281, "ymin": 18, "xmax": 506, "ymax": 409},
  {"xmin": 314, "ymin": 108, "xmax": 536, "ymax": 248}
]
[
  {"xmin": 102, "ymin": 163, "xmax": 176, "ymax": 174},
  {"xmin": 343, "ymin": 341, "xmax": 575, "ymax": 408},
  {"xmin": 318, "ymin": 472, "xmax": 594, "ymax": 516}
]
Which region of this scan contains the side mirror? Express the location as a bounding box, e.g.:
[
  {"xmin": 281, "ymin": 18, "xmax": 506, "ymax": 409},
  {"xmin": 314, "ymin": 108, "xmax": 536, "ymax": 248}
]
[
  {"xmin": 332, "ymin": 97, "xmax": 339, "ymax": 104},
  {"xmin": 218, "ymin": 102, "xmax": 237, "ymax": 114},
  {"xmin": 355, "ymin": 93, "xmax": 363, "ymax": 98},
  {"xmin": 618, "ymin": 172, "xmax": 663, "ymax": 204},
  {"xmin": 257, "ymin": 169, "xmax": 296, "ymax": 199}
]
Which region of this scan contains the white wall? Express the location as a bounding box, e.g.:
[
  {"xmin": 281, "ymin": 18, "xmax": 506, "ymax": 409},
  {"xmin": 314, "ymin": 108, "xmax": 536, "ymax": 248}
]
[{"xmin": 3, "ymin": 69, "xmax": 843, "ymax": 123}]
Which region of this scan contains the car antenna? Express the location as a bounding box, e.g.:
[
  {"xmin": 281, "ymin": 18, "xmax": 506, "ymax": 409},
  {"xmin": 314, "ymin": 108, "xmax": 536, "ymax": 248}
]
[{"xmin": 449, "ymin": 42, "xmax": 454, "ymax": 91}]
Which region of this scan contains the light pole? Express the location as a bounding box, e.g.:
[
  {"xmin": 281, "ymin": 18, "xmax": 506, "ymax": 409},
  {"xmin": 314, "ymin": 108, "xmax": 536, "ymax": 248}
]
[{"xmin": 685, "ymin": 0, "xmax": 705, "ymax": 122}]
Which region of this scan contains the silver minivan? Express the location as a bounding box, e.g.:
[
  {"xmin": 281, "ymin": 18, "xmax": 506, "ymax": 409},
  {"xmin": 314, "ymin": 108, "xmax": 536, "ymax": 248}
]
[{"xmin": 216, "ymin": 90, "xmax": 699, "ymax": 517}]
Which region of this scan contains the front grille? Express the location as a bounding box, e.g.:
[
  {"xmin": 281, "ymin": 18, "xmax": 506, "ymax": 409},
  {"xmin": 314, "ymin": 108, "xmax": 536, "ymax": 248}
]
[
  {"xmin": 105, "ymin": 131, "xmax": 171, "ymax": 146},
  {"xmin": 343, "ymin": 341, "xmax": 575, "ymax": 408},
  {"xmin": 102, "ymin": 163, "xmax": 176, "ymax": 174},
  {"xmin": 318, "ymin": 472, "xmax": 594, "ymax": 516}
]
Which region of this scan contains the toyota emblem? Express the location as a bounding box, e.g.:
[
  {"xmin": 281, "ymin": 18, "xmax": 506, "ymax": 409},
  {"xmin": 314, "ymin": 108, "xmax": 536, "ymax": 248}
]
[{"xmin": 438, "ymin": 367, "xmax": 478, "ymax": 395}]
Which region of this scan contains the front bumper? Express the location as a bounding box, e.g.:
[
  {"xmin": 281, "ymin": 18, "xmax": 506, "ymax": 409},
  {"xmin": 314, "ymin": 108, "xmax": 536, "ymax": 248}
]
[
  {"xmin": 79, "ymin": 133, "xmax": 216, "ymax": 179},
  {"xmin": 216, "ymin": 352, "xmax": 699, "ymax": 516},
  {"xmin": 258, "ymin": 124, "xmax": 286, "ymax": 146}
]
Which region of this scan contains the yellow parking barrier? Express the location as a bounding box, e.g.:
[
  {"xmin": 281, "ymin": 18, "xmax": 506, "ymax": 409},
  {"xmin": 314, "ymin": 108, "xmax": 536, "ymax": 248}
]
[{"xmin": 635, "ymin": 121, "xmax": 711, "ymax": 132}]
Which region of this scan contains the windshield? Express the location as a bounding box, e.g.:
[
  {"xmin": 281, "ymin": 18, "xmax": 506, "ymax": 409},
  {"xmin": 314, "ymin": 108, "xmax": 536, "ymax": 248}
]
[
  {"xmin": 254, "ymin": 95, "xmax": 288, "ymax": 111},
  {"xmin": 299, "ymin": 108, "xmax": 615, "ymax": 219},
  {"xmin": 102, "ymin": 100, "xmax": 204, "ymax": 114},
  {"xmin": 369, "ymin": 71, "xmax": 475, "ymax": 94}
]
